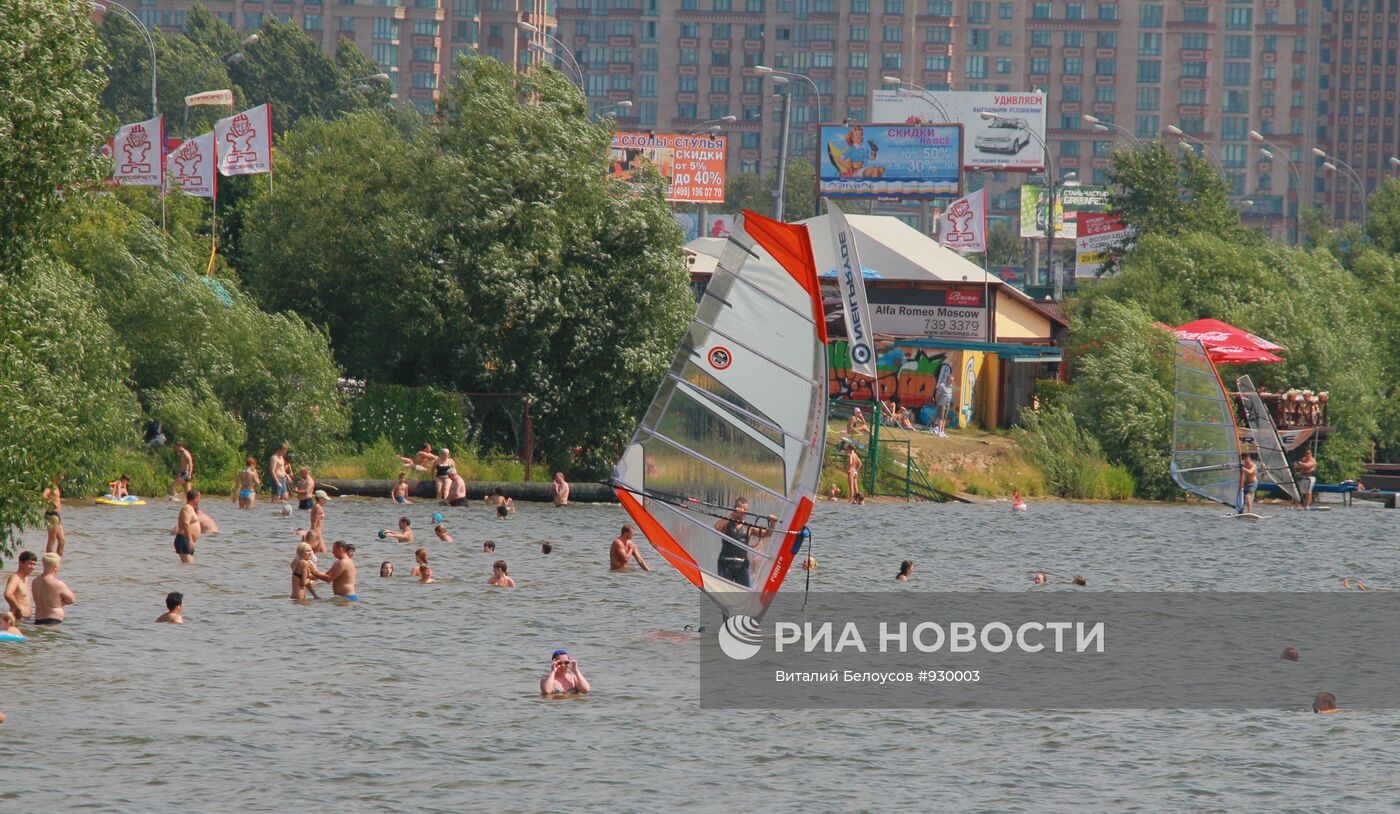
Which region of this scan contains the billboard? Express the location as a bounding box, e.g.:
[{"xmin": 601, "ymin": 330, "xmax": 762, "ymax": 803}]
[
  {"xmin": 865, "ymin": 285, "xmax": 988, "ymax": 341},
  {"xmin": 818, "ymin": 123, "xmax": 961, "ymax": 199},
  {"xmin": 871, "ymin": 90, "xmax": 1048, "ymax": 172},
  {"xmin": 1058, "ymin": 186, "xmax": 1111, "ymax": 240},
  {"xmin": 610, "ymin": 132, "xmax": 727, "ymax": 204},
  {"xmin": 1019, "ymin": 183, "xmax": 1060, "ymax": 238},
  {"xmin": 1075, "ymin": 213, "xmax": 1134, "ymax": 277}
]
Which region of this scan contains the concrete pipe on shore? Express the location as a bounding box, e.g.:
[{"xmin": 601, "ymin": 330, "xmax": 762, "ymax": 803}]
[{"xmin": 319, "ymin": 478, "xmax": 618, "ymax": 503}]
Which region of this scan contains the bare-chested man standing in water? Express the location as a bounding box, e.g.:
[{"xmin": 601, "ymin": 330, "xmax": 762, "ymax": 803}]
[
  {"xmin": 269, "ymin": 443, "xmax": 289, "ymax": 504},
  {"xmin": 32, "ymin": 553, "xmax": 75, "ymax": 625},
  {"xmin": 609, "ymin": 525, "xmax": 651, "ymax": 571},
  {"xmin": 307, "ymin": 490, "xmax": 330, "ymax": 554},
  {"xmin": 174, "ymin": 490, "xmax": 202, "ymax": 564},
  {"xmin": 4, "ymin": 552, "xmax": 36, "ymax": 621},
  {"xmin": 316, "ymin": 541, "xmax": 358, "ymax": 601}
]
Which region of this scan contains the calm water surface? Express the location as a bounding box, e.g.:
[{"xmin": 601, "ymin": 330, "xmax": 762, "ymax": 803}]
[{"xmin": 2, "ymin": 496, "xmax": 1397, "ymax": 812}]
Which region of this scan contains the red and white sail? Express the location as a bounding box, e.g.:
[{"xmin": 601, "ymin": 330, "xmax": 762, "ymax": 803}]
[{"xmin": 612, "ymin": 210, "xmax": 828, "ymax": 619}]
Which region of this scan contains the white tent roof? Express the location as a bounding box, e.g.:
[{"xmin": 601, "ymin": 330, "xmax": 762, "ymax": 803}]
[{"xmin": 684, "ymin": 214, "xmax": 998, "ymax": 285}]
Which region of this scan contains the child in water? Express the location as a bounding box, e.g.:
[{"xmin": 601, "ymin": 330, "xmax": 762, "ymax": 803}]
[{"xmin": 391, "ymin": 473, "xmax": 411, "ymax": 504}]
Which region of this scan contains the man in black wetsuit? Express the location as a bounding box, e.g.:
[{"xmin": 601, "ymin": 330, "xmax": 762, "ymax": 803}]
[{"xmin": 715, "ymin": 498, "xmax": 753, "ymax": 587}]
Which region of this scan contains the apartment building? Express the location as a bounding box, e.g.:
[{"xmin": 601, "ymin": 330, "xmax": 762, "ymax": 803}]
[{"xmin": 129, "ymin": 1, "xmax": 1398, "ymax": 237}]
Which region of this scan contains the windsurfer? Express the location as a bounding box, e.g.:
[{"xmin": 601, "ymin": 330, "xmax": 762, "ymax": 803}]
[
  {"xmin": 1240, "ymin": 455, "xmax": 1259, "ymax": 514},
  {"xmin": 1296, "ymin": 449, "xmax": 1318, "ymax": 509},
  {"xmin": 715, "ymin": 499, "xmax": 755, "ymax": 586}
]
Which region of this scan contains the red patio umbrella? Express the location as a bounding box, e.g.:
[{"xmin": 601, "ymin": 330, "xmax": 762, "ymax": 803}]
[{"xmin": 1171, "ymin": 318, "xmax": 1285, "ymax": 365}]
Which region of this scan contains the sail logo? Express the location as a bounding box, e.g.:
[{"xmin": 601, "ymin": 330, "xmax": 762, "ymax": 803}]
[
  {"xmin": 708, "ymin": 346, "xmax": 732, "ymax": 370},
  {"xmin": 837, "ymin": 232, "xmax": 872, "ymax": 366},
  {"xmin": 718, "ymin": 615, "xmax": 763, "ymax": 660}
]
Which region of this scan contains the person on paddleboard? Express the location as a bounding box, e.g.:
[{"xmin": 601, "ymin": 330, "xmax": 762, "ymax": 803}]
[{"xmin": 1240, "ymin": 455, "xmax": 1259, "ymax": 514}]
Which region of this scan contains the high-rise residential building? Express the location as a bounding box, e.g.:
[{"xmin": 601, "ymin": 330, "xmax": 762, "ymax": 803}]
[{"xmin": 127, "ymin": 0, "xmax": 1398, "ymax": 239}]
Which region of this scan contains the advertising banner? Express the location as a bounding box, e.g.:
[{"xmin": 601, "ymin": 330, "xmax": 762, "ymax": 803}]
[
  {"xmin": 871, "ymin": 90, "xmax": 1047, "ymax": 171},
  {"xmin": 936, "ymin": 188, "xmax": 987, "ymax": 253},
  {"xmin": 610, "ymin": 132, "xmax": 727, "ymax": 204},
  {"xmin": 166, "ymin": 130, "xmax": 216, "ymax": 198},
  {"xmin": 1058, "ymin": 185, "xmax": 1111, "ymax": 240},
  {"xmin": 1018, "ymin": 183, "xmax": 1061, "ymax": 238},
  {"xmin": 215, "ymin": 103, "xmax": 272, "ymax": 176},
  {"xmin": 866, "ymin": 286, "xmax": 987, "ymax": 341},
  {"xmin": 818, "ymin": 123, "xmax": 961, "ymax": 199},
  {"xmin": 1075, "ymin": 213, "xmax": 1134, "ymax": 277},
  {"xmin": 109, "ymin": 115, "xmax": 165, "ymax": 187},
  {"xmin": 826, "ymin": 201, "xmax": 879, "ymax": 381}
]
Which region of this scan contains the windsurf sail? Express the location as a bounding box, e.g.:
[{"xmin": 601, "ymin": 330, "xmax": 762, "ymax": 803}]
[
  {"xmin": 611, "ymin": 210, "xmax": 828, "ymax": 619},
  {"xmin": 1171, "ymin": 339, "xmax": 1244, "ymax": 511},
  {"xmin": 1236, "ymin": 374, "xmax": 1301, "ymax": 503}
]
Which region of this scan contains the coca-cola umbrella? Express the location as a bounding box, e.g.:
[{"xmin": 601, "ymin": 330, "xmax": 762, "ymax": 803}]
[{"xmin": 1172, "ymin": 318, "xmax": 1285, "ymax": 365}]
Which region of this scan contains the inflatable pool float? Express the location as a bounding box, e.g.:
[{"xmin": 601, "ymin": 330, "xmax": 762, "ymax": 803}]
[
  {"xmin": 0, "ymin": 633, "xmax": 28, "ymax": 642},
  {"xmin": 96, "ymin": 495, "xmax": 146, "ymax": 506}
]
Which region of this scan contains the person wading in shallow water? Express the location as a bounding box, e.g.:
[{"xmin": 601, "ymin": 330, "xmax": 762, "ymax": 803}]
[{"xmin": 540, "ymin": 649, "xmax": 591, "ymax": 696}]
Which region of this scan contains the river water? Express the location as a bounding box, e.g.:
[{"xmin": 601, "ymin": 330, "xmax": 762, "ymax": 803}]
[{"xmin": 3, "ymin": 496, "xmax": 1397, "ymax": 812}]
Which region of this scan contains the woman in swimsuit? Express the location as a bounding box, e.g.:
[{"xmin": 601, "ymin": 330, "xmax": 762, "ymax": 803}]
[
  {"xmin": 291, "ymin": 542, "xmax": 322, "ymax": 601},
  {"xmin": 540, "ymin": 649, "xmax": 591, "ymax": 696},
  {"xmin": 433, "ymin": 449, "xmax": 457, "ymax": 502},
  {"xmin": 43, "ymin": 478, "xmax": 66, "ymax": 556}
]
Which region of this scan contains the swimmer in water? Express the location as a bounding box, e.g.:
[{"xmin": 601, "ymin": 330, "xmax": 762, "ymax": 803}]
[
  {"xmin": 610, "ymin": 525, "xmax": 651, "ymax": 571},
  {"xmin": 390, "ymin": 473, "xmax": 412, "ymax": 504},
  {"xmin": 1313, "ymin": 691, "xmax": 1341, "ymax": 713},
  {"xmin": 1342, "ymin": 578, "xmax": 1377, "ymax": 591},
  {"xmin": 174, "ymin": 490, "xmax": 201, "ymax": 565},
  {"xmin": 1072, "ymin": 575, "xmax": 1087, "ymax": 586},
  {"xmin": 1, "ymin": 611, "xmax": 25, "ymax": 638},
  {"xmin": 155, "ymin": 591, "xmax": 184, "ymax": 624},
  {"xmin": 802, "ymin": 555, "xmax": 819, "ymax": 571},
  {"xmin": 483, "ymin": 540, "xmax": 497, "ymax": 553},
  {"xmin": 418, "ymin": 564, "xmax": 436, "ymax": 584},
  {"xmin": 315, "ymin": 541, "xmax": 358, "ymax": 600},
  {"xmin": 540, "ymin": 649, "xmax": 591, "ymax": 696},
  {"xmin": 1281, "ymin": 646, "xmax": 1300, "ymax": 662},
  {"xmin": 291, "ymin": 542, "xmax": 322, "ymax": 601},
  {"xmin": 235, "ymin": 458, "xmax": 260, "ymax": 509},
  {"xmin": 1032, "ymin": 571, "xmax": 1048, "ymax": 585},
  {"xmin": 434, "ymin": 524, "xmax": 453, "ymax": 543},
  {"xmin": 896, "ymin": 560, "xmax": 913, "ymax": 582},
  {"xmin": 411, "ymin": 548, "xmax": 429, "ymax": 577},
  {"xmin": 540, "ymin": 542, "xmax": 552, "ymax": 555},
  {"xmin": 488, "ymin": 560, "xmax": 516, "ymax": 587},
  {"xmin": 445, "ymin": 473, "xmax": 469, "ymax": 507},
  {"xmin": 488, "ymin": 487, "xmax": 515, "ymax": 519},
  {"xmin": 295, "ymin": 467, "xmax": 316, "ymax": 511},
  {"xmin": 379, "ymin": 561, "xmax": 394, "ymax": 578},
  {"xmin": 382, "ymin": 516, "xmax": 413, "ymax": 543}
]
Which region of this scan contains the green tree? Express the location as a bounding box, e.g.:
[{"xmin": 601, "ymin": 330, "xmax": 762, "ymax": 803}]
[
  {"xmin": 723, "ymin": 171, "xmax": 769, "ymax": 215},
  {"xmin": 239, "ymin": 58, "xmax": 693, "ymax": 474},
  {"xmin": 1105, "ymin": 142, "xmax": 1250, "ymax": 242},
  {"xmin": 774, "ymin": 157, "xmax": 818, "ymax": 221},
  {"xmin": 1365, "ymin": 176, "xmax": 1400, "ymax": 255},
  {"xmin": 984, "ymin": 222, "xmax": 1024, "ymax": 269}
]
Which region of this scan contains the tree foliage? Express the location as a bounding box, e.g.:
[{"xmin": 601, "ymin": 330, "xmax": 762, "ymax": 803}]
[
  {"xmin": 239, "ymin": 58, "xmax": 693, "ymax": 474},
  {"xmin": 1105, "ymin": 142, "xmax": 1251, "ymax": 242}
]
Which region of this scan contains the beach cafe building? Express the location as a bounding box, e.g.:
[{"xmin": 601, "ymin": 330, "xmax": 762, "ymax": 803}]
[{"xmin": 684, "ymin": 213, "xmax": 1066, "ymax": 429}]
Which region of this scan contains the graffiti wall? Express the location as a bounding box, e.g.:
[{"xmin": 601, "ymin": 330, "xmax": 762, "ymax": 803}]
[{"xmin": 828, "ymin": 339, "xmax": 947, "ymax": 404}]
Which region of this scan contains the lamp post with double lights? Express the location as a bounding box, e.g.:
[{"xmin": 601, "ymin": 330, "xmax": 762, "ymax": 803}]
[
  {"xmin": 317, "ymin": 73, "xmax": 394, "ymax": 118},
  {"xmin": 1164, "ymin": 124, "xmax": 1220, "ymax": 164},
  {"xmin": 518, "ymin": 21, "xmax": 584, "ymax": 89},
  {"xmin": 1083, "ymin": 115, "xmax": 1139, "ymax": 144},
  {"xmin": 880, "ymin": 76, "xmax": 952, "ymax": 124},
  {"xmin": 1246, "ymin": 130, "xmax": 1300, "ymax": 244},
  {"xmin": 182, "ymin": 34, "xmax": 261, "ymax": 139},
  {"xmin": 685, "ymin": 117, "xmax": 734, "ymax": 231},
  {"xmin": 756, "ymin": 66, "xmax": 824, "ymax": 221},
  {"xmin": 1312, "ymin": 147, "xmax": 1368, "ymax": 230},
  {"xmin": 982, "ymin": 111, "xmax": 1057, "ymax": 295}
]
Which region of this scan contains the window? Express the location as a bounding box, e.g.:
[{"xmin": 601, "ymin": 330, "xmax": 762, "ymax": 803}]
[
  {"xmin": 1060, "ymin": 140, "xmax": 1080, "ymax": 156},
  {"xmin": 639, "ymin": 74, "xmax": 656, "ymax": 97},
  {"xmin": 1226, "ymin": 7, "xmax": 1252, "ymax": 30},
  {"xmin": 1062, "ymin": 85, "xmax": 1081, "ymax": 102},
  {"xmin": 373, "ymin": 17, "xmax": 398, "ymax": 38},
  {"xmin": 1134, "ymin": 114, "xmax": 1159, "ymax": 138},
  {"xmin": 967, "ymin": 28, "xmax": 988, "ymax": 49},
  {"xmin": 850, "ymin": 25, "xmax": 868, "ymax": 40},
  {"xmin": 710, "ymin": 76, "xmax": 729, "ymax": 93},
  {"xmin": 1221, "ymin": 144, "xmax": 1247, "ymax": 168},
  {"xmin": 1097, "ymin": 3, "xmax": 1117, "ymax": 20},
  {"xmin": 245, "ymin": 12, "xmax": 263, "ymax": 27},
  {"xmin": 849, "ymin": 51, "xmax": 868, "ymax": 68},
  {"xmin": 1094, "ymin": 85, "xmax": 1115, "ymax": 103},
  {"xmin": 1178, "ymin": 116, "xmax": 1203, "ymax": 133},
  {"xmin": 713, "ymin": 0, "xmax": 731, "ymax": 10},
  {"xmin": 678, "ymin": 103, "xmax": 697, "ymax": 119},
  {"xmin": 1181, "ymin": 33, "xmax": 1207, "ymax": 51},
  {"xmin": 1182, "ymin": 62, "xmax": 1206, "ymax": 79},
  {"xmin": 412, "ymin": 19, "xmax": 438, "ymax": 35},
  {"xmin": 966, "ymin": 55, "xmax": 987, "ymax": 78},
  {"xmin": 813, "ymin": 51, "xmax": 833, "ymax": 67},
  {"xmin": 1180, "ymin": 89, "xmax": 1205, "ymax": 106},
  {"xmin": 678, "ymin": 75, "xmax": 697, "ymax": 92},
  {"xmin": 640, "ymin": 48, "xmax": 657, "ymax": 70},
  {"xmin": 1224, "ymin": 62, "xmax": 1250, "ymax": 86},
  {"xmin": 925, "ymin": 54, "xmax": 949, "ymax": 71},
  {"xmin": 926, "ymin": 27, "xmax": 951, "ymax": 43},
  {"xmin": 884, "ymin": 26, "xmax": 902, "ymax": 42},
  {"xmin": 1095, "ymin": 59, "xmax": 1115, "ymax": 76},
  {"xmin": 1094, "ymin": 140, "xmax": 1112, "ymax": 157},
  {"xmin": 1223, "ymin": 90, "xmax": 1249, "ymax": 113},
  {"xmin": 680, "ymin": 23, "xmax": 698, "ymax": 38},
  {"xmin": 1097, "ymin": 31, "xmax": 1116, "ymax": 48},
  {"xmin": 1064, "ymin": 31, "xmax": 1082, "ymax": 47},
  {"xmin": 679, "ymin": 48, "xmax": 698, "ymax": 65},
  {"xmin": 1224, "ymin": 35, "xmax": 1251, "ymax": 59},
  {"xmin": 997, "ymin": 31, "xmax": 1012, "ymax": 46},
  {"xmin": 1066, "ymin": 3, "xmax": 1084, "ymax": 20},
  {"xmin": 304, "ymin": 14, "xmax": 323, "ymax": 30},
  {"xmin": 810, "ymin": 24, "xmax": 832, "ymax": 41},
  {"xmin": 1183, "ymin": 7, "xmax": 1209, "ymax": 23},
  {"xmin": 741, "ymin": 132, "xmax": 761, "ymax": 150},
  {"xmin": 849, "ymin": 79, "xmax": 866, "ymax": 97},
  {"xmin": 1292, "ymin": 92, "xmax": 1305, "ymax": 108},
  {"xmin": 1137, "ymin": 60, "xmax": 1161, "ymax": 83},
  {"xmin": 373, "ymin": 43, "xmax": 397, "ymax": 65},
  {"xmin": 996, "ymin": 58, "xmax": 1012, "ymax": 74},
  {"xmin": 882, "ymin": 52, "xmax": 903, "ymax": 70},
  {"xmin": 1060, "ymin": 114, "xmax": 1078, "ymax": 129},
  {"xmin": 1031, "ymin": 3, "xmax": 1050, "ymax": 19},
  {"xmin": 850, "ymin": 0, "xmax": 868, "ymax": 10},
  {"xmin": 710, "ymin": 22, "xmax": 730, "ymax": 39},
  {"xmin": 998, "ymin": 3, "xmax": 1013, "ymax": 19},
  {"xmin": 928, "ymin": 0, "xmax": 952, "ymax": 13},
  {"xmin": 1220, "ymin": 117, "xmax": 1248, "ymax": 140},
  {"xmin": 1138, "ymin": 33, "xmax": 1161, "ymax": 55},
  {"xmin": 746, "ymin": 0, "xmax": 764, "ymax": 10},
  {"xmin": 412, "ymin": 45, "xmax": 437, "ymax": 61},
  {"xmin": 1031, "ymin": 57, "xmax": 1049, "ymax": 74},
  {"xmin": 1137, "ymin": 87, "xmax": 1159, "ymax": 111},
  {"xmin": 967, "ymin": 1, "xmax": 989, "ymax": 23},
  {"xmin": 411, "ymin": 72, "xmax": 436, "ymax": 89},
  {"xmin": 339, "ymin": 16, "xmax": 355, "ymax": 32},
  {"xmin": 885, "ymin": 0, "xmax": 904, "ymax": 12},
  {"xmin": 1063, "ymin": 58, "xmax": 1082, "ymax": 75},
  {"xmin": 1031, "ymin": 30, "xmax": 1050, "ymax": 47},
  {"xmin": 612, "ymin": 74, "xmax": 632, "ymax": 92},
  {"xmin": 639, "ymin": 102, "xmax": 657, "ymax": 127}
]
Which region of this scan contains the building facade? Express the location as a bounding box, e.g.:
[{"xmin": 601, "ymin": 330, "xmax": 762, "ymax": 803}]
[{"xmin": 133, "ymin": 0, "xmax": 1400, "ymax": 238}]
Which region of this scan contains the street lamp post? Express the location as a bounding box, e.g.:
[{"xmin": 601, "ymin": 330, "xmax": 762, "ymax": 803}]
[
  {"xmin": 1083, "ymin": 115, "xmax": 1140, "ymax": 144},
  {"xmin": 881, "ymin": 76, "xmax": 952, "ymax": 124},
  {"xmin": 1313, "ymin": 147, "xmax": 1368, "ymax": 229},
  {"xmin": 983, "ymin": 111, "xmax": 1056, "ymax": 296},
  {"xmin": 317, "ymin": 73, "xmax": 394, "ymax": 118},
  {"xmin": 770, "ymin": 78, "xmax": 794, "ymax": 220},
  {"xmin": 518, "ymin": 21, "xmax": 585, "ymax": 90},
  {"xmin": 182, "ymin": 34, "xmax": 261, "ymax": 139},
  {"xmin": 687, "ymin": 116, "xmax": 734, "ymax": 230},
  {"xmin": 1248, "ymin": 130, "xmax": 1301, "ymax": 244},
  {"xmin": 1164, "ymin": 124, "xmax": 1220, "ymax": 164},
  {"xmin": 96, "ymin": 2, "xmax": 157, "ymax": 118}
]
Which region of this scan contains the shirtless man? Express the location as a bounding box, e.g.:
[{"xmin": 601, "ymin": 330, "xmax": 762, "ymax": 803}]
[
  {"xmin": 174, "ymin": 490, "xmax": 202, "ymax": 564},
  {"xmin": 489, "ymin": 560, "xmax": 516, "ymax": 587},
  {"xmin": 382, "ymin": 516, "xmax": 413, "ymax": 543},
  {"xmin": 316, "ymin": 541, "xmax": 358, "ymax": 601},
  {"xmin": 291, "ymin": 542, "xmax": 321, "ymax": 601},
  {"xmin": 4, "ymin": 552, "xmax": 36, "ymax": 621},
  {"xmin": 846, "ymin": 445, "xmax": 862, "ymax": 504},
  {"xmin": 391, "ymin": 473, "xmax": 412, "ymax": 504},
  {"xmin": 609, "ymin": 525, "xmax": 651, "ymax": 571},
  {"xmin": 169, "ymin": 441, "xmax": 194, "ymax": 498},
  {"xmin": 433, "ymin": 524, "xmax": 453, "ymax": 543},
  {"xmin": 236, "ymin": 458, "xmax": 261, "ymax": 509},
  {"xmin": 155, "ymin": 591, "xmax": 184, "ymax": 624},
  {"xmin": 43, "ymin": 478, "xmax": 66, "ymax": 555},
  {"xmin": 269, "ymin": 443, "xmax": 290, "ymax": 504},
  {"xmin": 551, "ymin": 472, "xmax": 570, "ymax": 507},
  {"xmin": 488, "ymin": 487, "xmax": 514, "ymax": 519},
  {"xmin": 846, "ymin": 407, "xmax": 868, "ymax": 436},
  {"xmin": 540, "ymin": 649, "xmax": 591, "ymax": 696},
  {"xmin": 307, "ymin": 490, "xmax": 330, "ymax": 553},
  {"xmin": 445, "ymin": 473, "xmax": 469, "ymax": 506},
  {"xmin": 433, "ymin": 449, "xmax": 457, "ymax": 502},
  {"xmin": 1296, "ymin": 448, "xmax": 1319, "ymax": 509},
  {"xmin": 32, "ymin": 553, "xmax": 75, "ymax": 625},
  {"xmin": 1241, "ymin": 455, "xmax": 1260, "ymax": 514},
  {"xmin": 398, "ymin": 443, "xmax": 435, "ymax": 472},
  {"xmin": 295, "ymin": 467, "xmax": 316, "ymax": 511}
]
